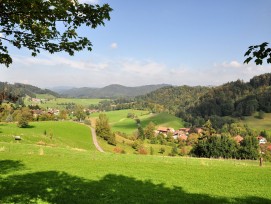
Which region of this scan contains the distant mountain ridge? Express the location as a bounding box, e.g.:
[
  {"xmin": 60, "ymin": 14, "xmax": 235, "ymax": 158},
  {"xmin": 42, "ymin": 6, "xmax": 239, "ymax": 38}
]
[{"xmin": 58, "ymin": 84, "xmax": 171, "ymax": 98}]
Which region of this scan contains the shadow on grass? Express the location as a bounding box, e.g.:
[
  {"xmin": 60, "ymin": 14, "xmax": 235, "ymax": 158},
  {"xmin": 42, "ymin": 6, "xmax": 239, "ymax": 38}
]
[
  {"xmin": 0, "ymin": 170, "xmax": 270, "ymax": 204},
  {"xmin": 0, "ymin": 160, "xmax": 25, "ymax": 174},
  {"xmin": 20, "ymin": 125, "xmax": 35, "ymax": 129}
]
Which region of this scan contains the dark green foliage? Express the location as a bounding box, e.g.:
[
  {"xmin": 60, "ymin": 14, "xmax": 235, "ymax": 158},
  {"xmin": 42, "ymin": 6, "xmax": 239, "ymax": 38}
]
[
  {"xmin": 0, "ymin": 0, "xmax": 112, "ymax": 67},
  {"xmin": 60, "ymin": 84, "xmax": 169, "ymax": 99},
  {"xmin": 244, "ymin": 42, "xmax": 271, "ymax": 65},
  {"xmin": 238, "ymin": 136, "xmax": 259, "ymax": 160},
  {"xmin": 137, "ymin": 126, "xmax": 145, "ymax": 140},
  {"xmin": 192, "ymin": 135, "xmax": 237, "ymax": 159},
  {"xmin": 192, "ymin": 135, "xmax": 259, "ymax": 160},
  {"xmin": 188, "ymin": 74, "xmax": 271, "ymax": 123},
  {"xmin": 159, "ymin": 147, "xmax": 165, "ymax": 154}
]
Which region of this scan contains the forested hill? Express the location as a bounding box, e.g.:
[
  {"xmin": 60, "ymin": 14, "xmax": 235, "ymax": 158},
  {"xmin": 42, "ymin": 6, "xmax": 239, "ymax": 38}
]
[
  {"xmin": 0, "ymin": 82, "xmax": 60, "ymax": 99},
  {"xmin": 120, "ymin": 73, "xmax": 271, "ymax": 122},
  {"xmin": 133, "ymin": 85, "xmax": 210, "ymax": 114},
  {"xmin": 58, "ymin": 84, "xmax": 170, "ymax": 98},
  {"xmin": 188, "ymin": 73, "xmax": 271, "ymax": 118}
]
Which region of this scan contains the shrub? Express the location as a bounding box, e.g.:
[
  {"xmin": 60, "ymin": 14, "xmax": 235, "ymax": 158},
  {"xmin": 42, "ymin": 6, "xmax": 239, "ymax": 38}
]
[
  {"xmin": 138, "ymin": 147, "xmax": 148, "ymax": 155},
  {"xmin": 113, "ymin": 147, "xmax": 122, "ymax": 153}
]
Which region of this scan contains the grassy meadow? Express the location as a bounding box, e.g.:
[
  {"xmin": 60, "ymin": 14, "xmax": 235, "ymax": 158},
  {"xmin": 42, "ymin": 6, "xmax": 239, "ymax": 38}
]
[
  {"xmin": 0, "ymin": 121, "xmax": 94, "ymax": 150},
  {"xmin": 1, "ymin": 121, "xmax": 271, "ymax": 203},
  {"xmin": 240, "ymin": 112, "xmax": 271, "ymax": 133},
  {"xmin": 90, "ymin": 110, "xmax": 184, "ymax": 135},
  {"xmin": 24, "ymin": 94, "xmax": 104, "ymax": 109}
]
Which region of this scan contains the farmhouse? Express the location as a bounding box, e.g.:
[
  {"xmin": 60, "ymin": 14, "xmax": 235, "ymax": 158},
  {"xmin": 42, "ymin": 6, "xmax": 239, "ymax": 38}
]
[
  {"xmin": 257, "ymin": 136, "xmax": 267, "ymax": 144},
  {"xmin": 234, "ymin": 135, "xmax": 244, "ymax": 144},
  {"xmin": 157, "ymin": 127, "xmax": 175, "ymax": 135}
]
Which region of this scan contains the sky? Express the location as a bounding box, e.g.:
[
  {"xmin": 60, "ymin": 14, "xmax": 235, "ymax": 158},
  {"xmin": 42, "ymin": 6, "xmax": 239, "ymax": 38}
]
[{"xmin": 1, "ymin": 0, "xmax": 271, "ymax": 88}]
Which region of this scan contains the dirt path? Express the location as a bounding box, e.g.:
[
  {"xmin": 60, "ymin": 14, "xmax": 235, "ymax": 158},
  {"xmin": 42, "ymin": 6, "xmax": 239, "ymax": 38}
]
[{"xmin": 90, "ymin": 127, "xmax": 105, "ymax": 153}]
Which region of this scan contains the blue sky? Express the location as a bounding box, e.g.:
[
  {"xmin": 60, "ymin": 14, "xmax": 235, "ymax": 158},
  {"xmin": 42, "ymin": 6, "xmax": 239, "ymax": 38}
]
[{"xmin": 1, "ymin": 0, "xmax": 271, "ymax": 88}]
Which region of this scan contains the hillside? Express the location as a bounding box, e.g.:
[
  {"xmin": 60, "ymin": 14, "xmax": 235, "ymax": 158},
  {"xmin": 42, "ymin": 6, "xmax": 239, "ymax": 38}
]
[
  {"xmin": 58, "ymin": 84, "xmax": 170, "ymax": 98},
  {"xmin": 188, "ymin": 73, "xmax": 271, "ymax": 118},
  {"xmin": 1, "ymin": 121, "xmax": 271, "ymax": 203},
  {"xmin": 0, "ymin": 82, "xmax": 60, "ymax": 101}
]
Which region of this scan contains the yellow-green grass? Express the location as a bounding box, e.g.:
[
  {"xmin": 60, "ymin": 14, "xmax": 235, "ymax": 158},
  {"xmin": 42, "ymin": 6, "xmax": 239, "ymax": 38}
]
[
  {"xmin": 240, "ymin": 112, "xmax": 271, "ymax": 133},
  {"xmin": 0, "ymin": 121, "xmax": 94, "ymax": 151},
  {"xmin": 1, "ymin": 141, "xmax": 271, "ymax": 203},
  {"xmin": 24, "ymin": 96, "xmax": 104, "ymax": 109},
  {"xmin": 99, "ymin": 134, "xmax": 173, "ymax": 155},
  {"xmin": 91, "ymin": 110, "xmax": 184, "ymax": 135}
]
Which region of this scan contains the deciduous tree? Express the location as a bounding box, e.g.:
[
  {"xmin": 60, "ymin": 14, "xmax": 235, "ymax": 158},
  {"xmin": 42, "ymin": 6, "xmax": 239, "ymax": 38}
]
[{"xmin": 0, "ymin": 0, "xmax": 112, "ymax": 67}]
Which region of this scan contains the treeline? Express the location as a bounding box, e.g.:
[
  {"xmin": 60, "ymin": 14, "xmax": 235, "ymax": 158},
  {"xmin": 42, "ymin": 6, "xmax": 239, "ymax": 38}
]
[
  {"xmin": 107, "ymin": 73, "xmax": 271, "ymax": 129},
  {"xmin": 188, "ymin": 73, "xmax": 271, "ymax": 118}
]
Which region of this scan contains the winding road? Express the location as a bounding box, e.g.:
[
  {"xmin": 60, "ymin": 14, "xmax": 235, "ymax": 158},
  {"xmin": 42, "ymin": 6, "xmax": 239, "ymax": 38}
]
[{"xmin": 90, "ymin": 127, "xmax": 105, "ymax": 153}]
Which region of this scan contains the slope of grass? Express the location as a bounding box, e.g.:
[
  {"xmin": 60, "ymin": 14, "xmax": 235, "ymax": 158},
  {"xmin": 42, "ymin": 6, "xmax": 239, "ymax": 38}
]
[
  {"xmin": 0, "ymin": 142, "xmax": 271, "ymax": 203},
  {"xmin": 91, "ymin": 110, "xmax": 184, "ymax": 135},
  {"xmin": 241, "ymin": 112, "xmax": 271, "ymax": 132},
  {"xmin": 24, "ymin": 96, "xmax": 104, "ymax": 109},
  {"xmin": 0, "ymin": 121, "xmax": 94, "ymax": 150}
]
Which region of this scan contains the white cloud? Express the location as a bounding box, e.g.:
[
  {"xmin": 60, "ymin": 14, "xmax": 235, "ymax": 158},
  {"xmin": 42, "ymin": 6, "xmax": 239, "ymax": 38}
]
[
  {"xmin": 2, "ymin": 55, "xmax": 271, "ymax": 88},
  {"xmin": 110, "ymin": 42, "xmax": 118, "ymax": 49},
  {"xmin": 221, "ymin": 60, "xmax": 242, "ymax": 68}
]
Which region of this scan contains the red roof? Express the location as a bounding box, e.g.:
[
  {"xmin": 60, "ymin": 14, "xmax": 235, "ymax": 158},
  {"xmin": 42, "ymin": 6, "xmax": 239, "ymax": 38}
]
[
  {"xmin": 234, "ymin": 135, "xmax": 243, "ymax": 143},
  {"xmin": 179, "ymin": 135, "xmax": 188, "ymax": 141}
]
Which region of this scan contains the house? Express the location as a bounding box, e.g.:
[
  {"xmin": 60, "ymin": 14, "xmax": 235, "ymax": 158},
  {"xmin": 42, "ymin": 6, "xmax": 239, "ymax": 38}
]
[
  {"xmin": 179, "ymin": 128, "xmax": 190, "ymax": 134},
  {"xmin": 178, "ymin": 135, "xmax": 188, "ymax": 141},
  {"xmin": 257, "ymin": 136, "xmax": 267, "ymax": 144},
  {"xmin": 157, "ymin": 127, "xmax": 175, "ymax": 134},
  {"xmin": 234, "ymin": 135, "xmax": 244, "ymax": 144}
]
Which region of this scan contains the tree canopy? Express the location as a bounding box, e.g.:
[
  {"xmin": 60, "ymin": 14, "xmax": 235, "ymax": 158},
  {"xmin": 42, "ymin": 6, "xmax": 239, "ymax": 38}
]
[{"xmin": 0, "ymin": 0, "xmax": 112, "ymax": 67}]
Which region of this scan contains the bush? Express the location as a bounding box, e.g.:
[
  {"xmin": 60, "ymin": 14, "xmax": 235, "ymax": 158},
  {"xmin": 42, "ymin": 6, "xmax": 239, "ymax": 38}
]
[
  {"xmin": 138, "ymin": 147, "xmax": 148, "ymax": 155},
  {"xmin": 159, "ymin": 147, "xmax": 165, "ymax": 154},
  {"xmin": 113, "ymin": 147, "xmax": 122, "ymax": 153},
  {"xmin": 107, "ymin": 134, "xmax": 116, "ymax": 146}
]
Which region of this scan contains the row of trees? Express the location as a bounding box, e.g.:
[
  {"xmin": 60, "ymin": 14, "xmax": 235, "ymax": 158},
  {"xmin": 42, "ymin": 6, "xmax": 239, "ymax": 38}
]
[{"xmin": 192, "ymin": 135, "xmax": 259, "ymax": 160}]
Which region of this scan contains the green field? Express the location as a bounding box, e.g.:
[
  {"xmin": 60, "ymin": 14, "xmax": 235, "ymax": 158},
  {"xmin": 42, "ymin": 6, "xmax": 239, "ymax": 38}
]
[
  {"xmin": 0, "ymin": 121, "xmax": 94, "ymax": 150},
  {"xmin": 240, "ymin": 112, "xmax": 271, "ymax": 133},
  {"xmin": 1, "ymin": 121, "xmax": 271, "ymax": 203},
  {"xmin": 24, "ymin": 95, "xmax": 104, "ymax": 109},
  {"xmin": 91, "ymin": 110, "xmax": 184, "ymax": 135}
]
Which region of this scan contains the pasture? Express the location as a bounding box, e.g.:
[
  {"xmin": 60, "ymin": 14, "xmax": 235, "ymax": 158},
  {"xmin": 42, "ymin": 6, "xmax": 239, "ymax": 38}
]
[
  {"xmin": 241, "ymin": 112, "xmax": 271, "ymax": 133},
  {"xmin": 90, "ymin": 110, "xmax": 184, "ymax": 135},
  {"xmin": 24, "ymin": 94, "xmax": 104, "ymax": 109},
  {"xmin": 0, "ymin": 121, "xmax": 271, "ymax": 203}
]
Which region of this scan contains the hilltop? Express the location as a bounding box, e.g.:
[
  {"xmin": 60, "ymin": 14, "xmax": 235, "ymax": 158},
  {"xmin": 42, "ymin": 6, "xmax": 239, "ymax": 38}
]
[{"xmin": 57, "ymin": 84, "xmax": 170, "ymax": 98}]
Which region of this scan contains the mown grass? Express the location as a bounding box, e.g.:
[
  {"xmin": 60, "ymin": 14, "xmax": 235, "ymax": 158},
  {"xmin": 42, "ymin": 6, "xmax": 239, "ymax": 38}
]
[
  {"xmin": 1, "ymin": 141, "xmax": 271, "ymax": 203},
  {"xmin": 0, "ymin": 121, "xmax": 94, "ymax": 151}
]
